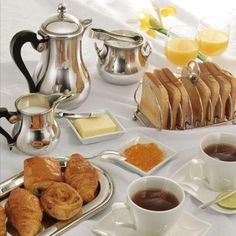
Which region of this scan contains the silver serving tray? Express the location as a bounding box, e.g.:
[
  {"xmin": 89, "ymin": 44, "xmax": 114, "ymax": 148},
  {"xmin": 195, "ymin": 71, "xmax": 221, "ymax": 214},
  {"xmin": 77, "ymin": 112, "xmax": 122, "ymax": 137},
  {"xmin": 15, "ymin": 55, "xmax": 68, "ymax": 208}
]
[{"xmin": 0, "ymin": 158, "xmax": 114, "ymax": 236}]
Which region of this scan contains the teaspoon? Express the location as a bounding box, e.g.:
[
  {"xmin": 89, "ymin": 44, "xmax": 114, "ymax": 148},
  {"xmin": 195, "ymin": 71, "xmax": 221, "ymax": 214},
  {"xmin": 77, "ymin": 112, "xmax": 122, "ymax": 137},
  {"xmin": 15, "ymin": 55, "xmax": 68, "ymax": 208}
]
[
  {"xmin": 86, "ymin": 150, "xmax": 127, "ymax": 161},
  {"xmin": 57, "ymin": 150, "xmax": 126, "ymax": 168},
  {"xmin": 89, "ymin": 28, "xmax": 143, "ymax": 43},
  {"xmin": 199, "ymin": 190, "xmax": 236, "ymax": 209}
]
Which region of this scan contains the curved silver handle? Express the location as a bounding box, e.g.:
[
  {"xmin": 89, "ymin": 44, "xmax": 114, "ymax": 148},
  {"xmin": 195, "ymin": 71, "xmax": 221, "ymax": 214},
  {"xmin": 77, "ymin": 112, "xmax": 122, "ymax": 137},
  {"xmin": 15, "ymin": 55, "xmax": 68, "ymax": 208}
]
[
  {"xmin": 206, "ymin": 98, "xmax": 213, "ymax": 124},
  {"xmin": 94, "ymin": 42, "xmax": 108, "ymax": 65},
  {"xmin": 226, "ymin": 94, "xmax": 233, "ymax": 120},
  {"xmin": 233, "ymin": 111, "xmax": 236, "ymax": 125},
  {"xmin": 141, "ymin": 41, "xmax": 152, "ymax": 59}
]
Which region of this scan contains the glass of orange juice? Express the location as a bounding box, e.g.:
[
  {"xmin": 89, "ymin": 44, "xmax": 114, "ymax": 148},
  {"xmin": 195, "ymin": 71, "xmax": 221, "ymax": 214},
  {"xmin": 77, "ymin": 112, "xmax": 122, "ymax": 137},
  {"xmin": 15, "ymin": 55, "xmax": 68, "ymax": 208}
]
[
  {"xmin": 197, "ymin": 17, "xmax": 230, "ymax": 57},
  {"xmin": 165, "ymin": 25, "xmax": 198, "ymax": 68}
]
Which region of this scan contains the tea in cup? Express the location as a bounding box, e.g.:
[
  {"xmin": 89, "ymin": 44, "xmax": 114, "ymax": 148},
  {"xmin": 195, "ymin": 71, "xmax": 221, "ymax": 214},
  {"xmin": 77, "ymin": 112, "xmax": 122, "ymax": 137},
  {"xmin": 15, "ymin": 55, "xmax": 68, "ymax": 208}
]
[
  {"xmin": 112, "ymin": 176, "xmax": 185, "ymax": 236},
  {"xmin": 199, "ymin": 132, "xmax": 236, "ymax": 191}
]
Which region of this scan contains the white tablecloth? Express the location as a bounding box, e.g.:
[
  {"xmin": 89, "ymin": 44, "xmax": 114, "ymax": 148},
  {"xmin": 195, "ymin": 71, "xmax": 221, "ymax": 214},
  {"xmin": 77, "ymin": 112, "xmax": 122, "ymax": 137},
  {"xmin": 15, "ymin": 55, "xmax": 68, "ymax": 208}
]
[{"xmin": 1, "ymin": 1, "xmax": 236, "ymax": 236}]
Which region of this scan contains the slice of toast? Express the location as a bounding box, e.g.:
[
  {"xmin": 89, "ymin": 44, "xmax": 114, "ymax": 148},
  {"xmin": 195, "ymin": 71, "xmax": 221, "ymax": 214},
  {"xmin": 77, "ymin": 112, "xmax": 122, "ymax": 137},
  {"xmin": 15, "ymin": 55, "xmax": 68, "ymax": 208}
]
[
  {"xmin": 140, "ymin": 72, "xmax": 169, "ymax": 129},
  {"xmin": 205, "ymin": 61, "xmax": 235, "ymax": 119},
  {"xmin": 154, "ymin": 69, "xmax": 181, "ymax": 129},
  {"xmin": 196, "ymin": 77, "xmax": 212, "ymax": 126},
  {"xmin": 204, "ymin": 62, "xmax": 232, "ymax": 122},
  {"xmin": 162, "ymin": 68, "xmax": 192, "ymax": 129},
  {"xmin": 180, "ymin": 74, "xmax": 211, "ymax": 127},
  {"xmin": 198, "ymin": 63, "xmax": 221, "ymax": 124}
]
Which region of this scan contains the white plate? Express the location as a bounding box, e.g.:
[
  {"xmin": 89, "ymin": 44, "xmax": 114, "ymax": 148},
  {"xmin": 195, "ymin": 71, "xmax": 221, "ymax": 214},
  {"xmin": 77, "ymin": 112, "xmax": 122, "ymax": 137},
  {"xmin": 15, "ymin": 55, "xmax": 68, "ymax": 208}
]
[
  {"xmin": 92, "ymin": 210, "xmax": 211, "ymax": 236},
  {"xmin": 112, "ymin": 135, "xmax": 176, "ymax": 176},
  {"xmin": 67, "ymin": 109, "xmax": 126, "ymax": 144},
  {"xmin": 170, "ymin": 158, "xmax": 236, "ymax": 214}
]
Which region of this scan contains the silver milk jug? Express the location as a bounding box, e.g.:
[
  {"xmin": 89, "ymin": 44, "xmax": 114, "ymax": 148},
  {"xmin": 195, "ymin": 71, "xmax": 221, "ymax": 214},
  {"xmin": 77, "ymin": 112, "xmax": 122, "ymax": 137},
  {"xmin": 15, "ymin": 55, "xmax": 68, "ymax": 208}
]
[
  {"xmin": 0, "ymin": 94, "xmax": 68, "ymax": 155},
  {"xmin": 10, "ymin": 3, "xmax": 92, "ymax": 110}
]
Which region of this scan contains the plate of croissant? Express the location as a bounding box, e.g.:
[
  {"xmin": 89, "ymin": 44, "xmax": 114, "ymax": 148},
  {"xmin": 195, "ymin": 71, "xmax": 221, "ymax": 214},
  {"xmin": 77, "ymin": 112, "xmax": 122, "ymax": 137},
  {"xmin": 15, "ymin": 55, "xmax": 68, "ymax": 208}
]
[{"xmin": 0, "ymin": 154, "xmax": 114, "ymax": 236}]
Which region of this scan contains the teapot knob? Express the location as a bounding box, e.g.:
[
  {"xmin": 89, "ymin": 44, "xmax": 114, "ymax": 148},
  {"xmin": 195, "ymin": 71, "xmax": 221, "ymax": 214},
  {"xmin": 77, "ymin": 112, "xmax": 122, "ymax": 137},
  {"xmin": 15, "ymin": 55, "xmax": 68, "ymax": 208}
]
[{"xmin": 58, "ymin": 3, "xmax": 67, "ymax": 18}]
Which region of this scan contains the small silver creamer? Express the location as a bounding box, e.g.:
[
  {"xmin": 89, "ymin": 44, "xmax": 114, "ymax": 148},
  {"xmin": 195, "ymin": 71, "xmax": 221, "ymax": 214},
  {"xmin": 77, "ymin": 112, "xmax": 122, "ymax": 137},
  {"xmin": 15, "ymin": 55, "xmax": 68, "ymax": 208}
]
[{"xmin": 0, "ymin": 94, "xmax": 69, "ymax": 155}]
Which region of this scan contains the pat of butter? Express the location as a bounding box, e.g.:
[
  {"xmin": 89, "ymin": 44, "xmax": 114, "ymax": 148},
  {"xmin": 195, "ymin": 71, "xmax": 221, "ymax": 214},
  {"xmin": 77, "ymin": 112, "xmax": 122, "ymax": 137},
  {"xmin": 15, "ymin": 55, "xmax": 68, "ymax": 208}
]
[{"xmin": 73, "ymin": 114, "xmax": 117, "ymax": 138}]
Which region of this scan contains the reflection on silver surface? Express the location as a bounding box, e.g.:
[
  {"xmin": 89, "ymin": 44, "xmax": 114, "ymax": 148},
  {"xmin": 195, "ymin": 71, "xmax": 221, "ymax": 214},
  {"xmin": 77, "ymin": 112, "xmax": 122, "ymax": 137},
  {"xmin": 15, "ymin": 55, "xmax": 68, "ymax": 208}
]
[
  {"xmin": 12, "ymin": 94, "xmax": 63, "ymax": 155},
  {"xmin": 33, "ymin": 36, "xmax": 90, "ymax": 110}
]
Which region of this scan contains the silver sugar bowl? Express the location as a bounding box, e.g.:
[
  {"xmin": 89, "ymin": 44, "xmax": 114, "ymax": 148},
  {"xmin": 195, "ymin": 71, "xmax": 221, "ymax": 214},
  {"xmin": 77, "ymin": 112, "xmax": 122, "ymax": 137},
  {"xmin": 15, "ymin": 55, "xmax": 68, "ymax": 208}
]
[{"xmin": 92, "ymin": 29, "xmax": 152, "ymax": 85}]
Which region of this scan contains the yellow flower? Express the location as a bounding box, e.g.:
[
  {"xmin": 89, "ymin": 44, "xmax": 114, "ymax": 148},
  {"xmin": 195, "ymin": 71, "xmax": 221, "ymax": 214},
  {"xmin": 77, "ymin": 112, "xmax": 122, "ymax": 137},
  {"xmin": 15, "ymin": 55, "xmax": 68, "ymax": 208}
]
[
  {"xmin": 139, "ymin": 14, "xmax": 162, "ymax": 30},
  {"xmin": 146, "ymin": 29, "xmax": 157, "ymax": 38},
  {"xmin": 138, "ymin": 5, "xmax": 176, "ymax": 38},
  {"xmin": 160, "ymin": 6, "xmax": 176, "ymax": 17},
  {"xmin": 140, "ymin": 15, "xmax": 151, "ymax": 30},
  {"xmin": 149, "ymin": 17, "xmax": 162, "ymax": 29}
]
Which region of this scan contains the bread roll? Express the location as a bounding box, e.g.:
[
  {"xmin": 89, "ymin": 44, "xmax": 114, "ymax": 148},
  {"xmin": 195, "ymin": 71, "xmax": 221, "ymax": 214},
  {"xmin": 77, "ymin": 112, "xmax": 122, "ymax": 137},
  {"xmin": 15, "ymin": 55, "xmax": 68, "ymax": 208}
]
[
  {"xmin": 5, "ymin": 188, "xmax": 42, "ymax": 236},
  {"xmin": 40, "ymin": 182, "xmax": 83, "ymax": 220},
  {"xmin": 139, "ymin": 72, "xmax": 169, "ymax": 129},
  {"xmin": 65, "ymin": 154, "xmax": 99, "ymax": 203},
  {"xmin": 24, "ymin": 157, "xmax": 63, "ymax": 195}
]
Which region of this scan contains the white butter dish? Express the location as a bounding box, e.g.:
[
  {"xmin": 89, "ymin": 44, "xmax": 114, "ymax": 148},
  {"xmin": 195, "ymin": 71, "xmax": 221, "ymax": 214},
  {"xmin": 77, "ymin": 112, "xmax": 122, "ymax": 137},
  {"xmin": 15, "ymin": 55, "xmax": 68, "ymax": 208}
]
[{"xmin": 67, "ymin": 109, "xmax": 126, "ymax": 144}]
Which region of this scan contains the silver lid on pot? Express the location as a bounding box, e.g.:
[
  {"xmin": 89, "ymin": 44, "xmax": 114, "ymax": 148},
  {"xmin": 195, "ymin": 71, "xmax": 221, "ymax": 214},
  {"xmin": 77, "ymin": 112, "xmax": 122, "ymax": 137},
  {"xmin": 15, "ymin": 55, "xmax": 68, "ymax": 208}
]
[{"xmin": 39, "ymin": 3, "xmax": 84, "ymax": 38}]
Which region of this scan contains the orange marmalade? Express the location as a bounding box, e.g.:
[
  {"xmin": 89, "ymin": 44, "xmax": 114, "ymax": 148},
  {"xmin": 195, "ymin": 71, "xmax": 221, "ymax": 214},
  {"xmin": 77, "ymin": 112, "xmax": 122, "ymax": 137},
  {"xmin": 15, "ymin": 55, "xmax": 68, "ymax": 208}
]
[{"xmin": 123, "ymin": 143, "xmax": 164, "ymax": 172}]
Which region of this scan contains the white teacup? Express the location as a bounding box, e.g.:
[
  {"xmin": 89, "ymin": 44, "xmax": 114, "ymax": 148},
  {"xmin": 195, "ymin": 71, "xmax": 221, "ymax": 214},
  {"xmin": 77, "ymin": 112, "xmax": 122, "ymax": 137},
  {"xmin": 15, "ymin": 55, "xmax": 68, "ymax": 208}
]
[
  {"xmin": 112, "ymin": 176, "xmax": 185, "ymax": 236},
  {"xmin": 199, "ymin": 132, "xmax": 236, "ymax": 191}
]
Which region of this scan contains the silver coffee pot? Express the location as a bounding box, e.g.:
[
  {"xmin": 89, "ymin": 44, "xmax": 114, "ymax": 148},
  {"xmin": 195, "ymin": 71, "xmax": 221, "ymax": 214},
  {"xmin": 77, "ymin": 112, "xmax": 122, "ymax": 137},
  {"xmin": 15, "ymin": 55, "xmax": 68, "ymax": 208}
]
[
  {"xmin": 10, "ymin": 3, "xmax": 92, "ymax": 110},
  {"xmin": 0, "ymin": 94, "xmax": 68, "ymax": 155}
]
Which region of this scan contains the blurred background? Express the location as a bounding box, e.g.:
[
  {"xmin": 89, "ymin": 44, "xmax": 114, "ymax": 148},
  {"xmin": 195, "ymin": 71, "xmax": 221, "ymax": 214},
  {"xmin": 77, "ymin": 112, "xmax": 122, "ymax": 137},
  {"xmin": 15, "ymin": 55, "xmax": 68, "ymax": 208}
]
[{"xmin": 1, "ymin": 0, "xmax": 235, "ymax": 71}]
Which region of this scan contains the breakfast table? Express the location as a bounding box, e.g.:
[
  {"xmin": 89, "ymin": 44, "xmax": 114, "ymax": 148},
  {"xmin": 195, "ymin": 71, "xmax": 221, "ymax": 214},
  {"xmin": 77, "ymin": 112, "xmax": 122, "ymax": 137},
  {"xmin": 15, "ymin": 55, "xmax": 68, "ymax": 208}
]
[{"xmin": 1, "ymin": 0, "xmax": 236, "ymax": 235}]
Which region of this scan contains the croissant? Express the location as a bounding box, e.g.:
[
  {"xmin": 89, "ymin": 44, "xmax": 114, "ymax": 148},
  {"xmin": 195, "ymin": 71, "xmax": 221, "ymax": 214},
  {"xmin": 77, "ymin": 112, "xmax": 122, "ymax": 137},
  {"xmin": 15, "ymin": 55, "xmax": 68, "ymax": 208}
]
[
  {"xmin": 0, "ymin": 206, "xmax": 6, "ymax": 236},
  {"xmin": 5, "ymin": 188, "xmax": 42, "ymax": 236},
  {"xmin": 40, "ymin": 182, "xmax": 83, "ymax": 220},
  {"xmin": 65, "ymin": 154, "xmax": 99, "ymax": 203},
  {"xmin": 24, "ymin": 157, "xmax": 63, "ymax": 195}
]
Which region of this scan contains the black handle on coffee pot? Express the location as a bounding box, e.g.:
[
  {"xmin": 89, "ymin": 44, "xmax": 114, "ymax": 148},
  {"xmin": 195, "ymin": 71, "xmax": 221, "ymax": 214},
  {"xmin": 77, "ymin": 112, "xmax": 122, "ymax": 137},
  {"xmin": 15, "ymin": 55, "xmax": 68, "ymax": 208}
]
[
  {"xmin": 10, "ymin": 30, "xmax": 47, "ymax": 93},
  {"xmin": 0, "ymin": 108, "xmax": 18, "ymax": 150}
]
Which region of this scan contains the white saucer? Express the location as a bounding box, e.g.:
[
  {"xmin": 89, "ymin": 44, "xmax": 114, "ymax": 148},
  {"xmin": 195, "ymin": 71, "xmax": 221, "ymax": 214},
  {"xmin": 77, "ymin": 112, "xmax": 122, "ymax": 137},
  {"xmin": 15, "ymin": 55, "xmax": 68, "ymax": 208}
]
[
  {"xmin": 171, "ymin": 158, "xmax": 236, "ymax": 214},
  {"xmin": 92, "ymin": 210, "xmax": 210, "ymax": 236}
]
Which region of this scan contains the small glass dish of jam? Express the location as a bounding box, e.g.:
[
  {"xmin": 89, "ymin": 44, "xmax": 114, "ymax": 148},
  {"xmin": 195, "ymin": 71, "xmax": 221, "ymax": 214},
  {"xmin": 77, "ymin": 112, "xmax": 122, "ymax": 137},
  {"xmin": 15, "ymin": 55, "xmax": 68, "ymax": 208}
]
[{"xmin": 114, "ymin": 135, "xmax": 176, "ymax": 176}]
